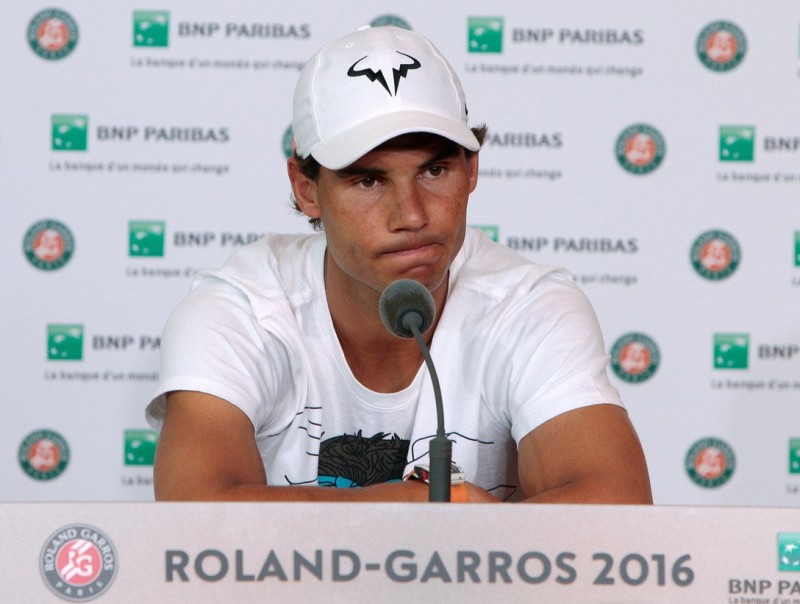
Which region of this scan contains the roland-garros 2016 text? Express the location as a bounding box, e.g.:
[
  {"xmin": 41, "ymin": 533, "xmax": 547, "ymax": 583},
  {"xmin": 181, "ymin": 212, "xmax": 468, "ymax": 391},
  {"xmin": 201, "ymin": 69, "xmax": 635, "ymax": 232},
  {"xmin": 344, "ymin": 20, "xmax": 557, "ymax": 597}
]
[{"xmin": 165, "ymin": 548, "xmax": 694, "ymax": 587}]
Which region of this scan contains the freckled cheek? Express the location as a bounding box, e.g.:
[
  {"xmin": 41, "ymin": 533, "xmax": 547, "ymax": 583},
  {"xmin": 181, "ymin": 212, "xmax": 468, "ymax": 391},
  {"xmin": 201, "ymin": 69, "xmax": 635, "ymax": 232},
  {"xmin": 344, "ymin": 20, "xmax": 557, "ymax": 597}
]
[
  {"xmin": 428, "ymin": 191, "xmax": 469, "ymax": 225},
  {"xmin": 326, "ymin": 229, "xmax": 380, "ymax": 277}
]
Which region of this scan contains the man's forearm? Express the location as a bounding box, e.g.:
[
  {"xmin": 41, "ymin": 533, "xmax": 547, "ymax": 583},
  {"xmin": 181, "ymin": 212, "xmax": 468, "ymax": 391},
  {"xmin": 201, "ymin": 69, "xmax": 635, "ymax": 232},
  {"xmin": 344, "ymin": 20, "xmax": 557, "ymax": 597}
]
[
  {"xmin": 156, "ymin": 479, "xmax": 431, "ymax": 503},
  {"xmin": 518, "ymin": 477, "xmax": 653, "ymax": 504},
  {"xmin": 156, "ymin": 479, "xmax": 502, "ymax": 503}
]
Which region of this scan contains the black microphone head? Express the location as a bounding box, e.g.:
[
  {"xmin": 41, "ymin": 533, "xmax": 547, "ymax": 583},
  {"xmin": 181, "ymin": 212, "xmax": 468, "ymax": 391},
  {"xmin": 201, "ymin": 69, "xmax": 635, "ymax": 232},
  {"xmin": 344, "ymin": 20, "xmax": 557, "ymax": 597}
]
[{"xmin": 378, "ymin": 279, "xmax": 436, "ymax": 339}]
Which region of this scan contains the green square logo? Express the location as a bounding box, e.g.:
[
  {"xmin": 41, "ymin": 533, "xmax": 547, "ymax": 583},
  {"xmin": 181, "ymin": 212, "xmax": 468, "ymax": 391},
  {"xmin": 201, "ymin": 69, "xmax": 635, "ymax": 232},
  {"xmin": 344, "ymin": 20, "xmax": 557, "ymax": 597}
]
[
  {"xmin": 133, "ymin": 11, "xmax": 169, "ymax": 47},
  {"xmin": 129, "ymin": 221, "xmax": 165, "ymax": 257},
  {"xmin": 124, "ymin": 430, "xmax": 158, "ymax": 466},
  {"xmin": 52, "ymin": 115, "xmax": 88, "ymax": 151},
  {"xmin": 471, "ymin": 224, "xmax": 500, "ymax": 242},
  {"xmin": 468, "ymin": 17, "xmax": 504, "ymax": 53},
  {"xmin": 794, "ymin": 231, "xmax": 800, "ymax": 267},
  {"xmin": 47, "ymin": 324, "xmax": 84, "ymax": 360},
  {"xmin": 779, "ymin": 533, "xmax": 800, "ymax": 571},
  {"xmin": 719, "ymin": 125, "xmax": 755, "ymax": 162},
  {"xmin": 790, "ymin": 439, "xmax": 800, "ymax": 474},
  {"xmin": 714, "ymin": 333, "xmax": 749, "ymax": 369}
]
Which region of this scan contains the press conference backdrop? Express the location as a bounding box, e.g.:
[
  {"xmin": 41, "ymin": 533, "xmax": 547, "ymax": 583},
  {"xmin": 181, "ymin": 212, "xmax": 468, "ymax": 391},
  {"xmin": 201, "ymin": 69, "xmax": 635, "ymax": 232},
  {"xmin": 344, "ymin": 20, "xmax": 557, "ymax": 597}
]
[{"xmin": 3, "ymin": 1, "xmax": 799, "ymax": 506}]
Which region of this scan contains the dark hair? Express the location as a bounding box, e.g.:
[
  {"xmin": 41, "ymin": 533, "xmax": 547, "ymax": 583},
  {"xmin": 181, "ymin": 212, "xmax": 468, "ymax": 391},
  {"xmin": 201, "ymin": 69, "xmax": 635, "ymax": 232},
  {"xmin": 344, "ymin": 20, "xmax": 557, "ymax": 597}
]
[{"xmin": 290, "ymin": 124, "xmax": 488, "ymax": 231}]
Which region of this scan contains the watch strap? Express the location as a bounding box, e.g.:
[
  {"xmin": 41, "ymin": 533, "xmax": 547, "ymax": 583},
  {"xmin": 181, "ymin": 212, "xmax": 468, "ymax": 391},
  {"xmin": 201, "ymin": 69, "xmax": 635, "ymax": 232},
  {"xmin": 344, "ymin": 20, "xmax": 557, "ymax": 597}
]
[
  {"xmin": 404, "ymin": 463, "xmax": 468, "ymax": 502},
  {"xmin": 450, "ymin": 482, "xmax": 469, "ymax": 503}
]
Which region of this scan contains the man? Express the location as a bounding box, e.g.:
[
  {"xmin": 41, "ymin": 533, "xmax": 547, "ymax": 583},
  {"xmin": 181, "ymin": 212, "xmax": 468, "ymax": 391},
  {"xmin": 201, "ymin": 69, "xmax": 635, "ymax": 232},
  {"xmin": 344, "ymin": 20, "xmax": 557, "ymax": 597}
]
[{"xmin": 146, "ymin": 25, "xmax": 652, "ymax": 504}]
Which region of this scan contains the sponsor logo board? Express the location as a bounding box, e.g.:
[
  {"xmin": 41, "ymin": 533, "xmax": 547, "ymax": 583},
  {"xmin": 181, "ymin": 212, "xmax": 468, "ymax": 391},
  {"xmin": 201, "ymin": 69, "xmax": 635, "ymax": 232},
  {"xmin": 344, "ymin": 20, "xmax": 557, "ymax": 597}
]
[
  {"xmin": 697, "ymin": 21, "xmax": 746, "ymax": 72},
  {"xmin": 48, "ymin": 325, "xmax": 84, "ymax": 361},
  {"xmin": 129, "ymin": 221, "xmax": 165, "ymax": 257},
  {"xmin": 611, "ymin": 333, "xmax": 660, "ymax": 383},
  {"xmin": 370, "ymin": 15, "xmax": 412, "ymax": 30},
  {"xmin": 133, "ymin": 10, "xmax": 170, "ymax": 47},
  {"xmin": 40, "ymin": 524, "xmax": 118, "ymax": 601},
  {"xmin": 23, "ymin": 220, "xmax": 74, "ymax": 271},
  {"xmin": 779, "ymin": 534, "xmax": 800, "ymax": 571},
  {"xmin": 615, "ymin": 124, "xmax": 665, "ymax": 175},
  {"xmin": 468, "ymin": 17, "xmax": 504, "ymax": 53},
  {"xmin": 720, "ymin": 126, "xmax": 755, "ymax": 162},
  {"xmin": 124, "ymin": 430, "xmax": 158, "ymax": 466},
  {"xmin": 714, "ymin": 334, "xmax": 750, "ymax": 370},
  {"xmin": 790, "ymin": 440, "xmax": 800, "ymax": 475},
  {"xmin": 691, "ymin": 230, "xmax": 741, "ymax": 281},
  {"xmin": 52, "ymin": 115, "xmax": 88, "ymax": 152},
  {"xmin": 19, "ymin": 429, "xmax": 70, "ymax": 481},
  {"xmin": 28, "ymin": 9, "xmax": 79, "ymax": 60},
  {"xmin": 471, "ymin": 225, "xmax": 499, "ymax": 242},
  {"xmin": 685, "ymin": 437, "xmax": 735, "ymax": 488},
  {"xmin": 795, "ymin": 231, "xmax": 800, "ymax": 267}
]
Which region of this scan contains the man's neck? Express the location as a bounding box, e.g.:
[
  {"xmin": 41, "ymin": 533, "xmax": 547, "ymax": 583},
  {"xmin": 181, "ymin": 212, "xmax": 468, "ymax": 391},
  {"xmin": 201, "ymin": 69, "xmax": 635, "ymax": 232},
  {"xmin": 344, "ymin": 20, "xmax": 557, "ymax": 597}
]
[{"xmin": 323, "ymin": 254, "xmax": 445, "ymax": 393}]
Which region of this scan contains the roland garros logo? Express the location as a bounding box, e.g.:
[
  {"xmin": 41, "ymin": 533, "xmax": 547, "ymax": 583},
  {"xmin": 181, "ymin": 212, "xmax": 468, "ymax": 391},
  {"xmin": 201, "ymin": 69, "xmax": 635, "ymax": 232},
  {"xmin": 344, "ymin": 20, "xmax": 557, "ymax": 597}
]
[
  {"xmin": 615, "ymin": 124, "xmax": 665, "ymax": 175},
  {"xmin": 27, "ymin": 9, "xmax": 79, "ymax": 60},
  {"xmin": 685, "ymin": 437, "xmax": 736, "ymax": 488},
  {"xmin": 40, "ymin": 524, "xmax": 118, "ymax": 601},
  {"xmin": 696, "ymin": 21, "xmax": 746, "ymax": 72},
  {"xmin": 690, "ymin": 229, "xmax": 741, "ymax": 281},
  {"xmin": 23, "ymin": 219, "xmax": 75, "ymax": 271},
  {"xmin": 19, "ymin": 429, "xmax": 70, "ymax": 481},
  {"xmin": 610, "ymin": 333, "xmax": 660, "ymax": 383},
  {"xmin": 370, "ymin": 14, "xmax": 413, "ymax": 30},
  {"xmin": 282, "ymin": 124, "xmax": 294, "ymax": 159}
]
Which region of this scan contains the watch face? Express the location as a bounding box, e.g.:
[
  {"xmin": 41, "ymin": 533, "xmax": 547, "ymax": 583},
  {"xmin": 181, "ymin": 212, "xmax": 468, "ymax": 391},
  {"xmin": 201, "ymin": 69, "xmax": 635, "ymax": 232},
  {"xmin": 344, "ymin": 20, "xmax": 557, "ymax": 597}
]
[
  {"xmin": 450, "ymin": 463, "xmax": 466, "ymax": 484},
  {"xmin": 408, "ymin": 463, "xmax": 466, "ymax": 484}
]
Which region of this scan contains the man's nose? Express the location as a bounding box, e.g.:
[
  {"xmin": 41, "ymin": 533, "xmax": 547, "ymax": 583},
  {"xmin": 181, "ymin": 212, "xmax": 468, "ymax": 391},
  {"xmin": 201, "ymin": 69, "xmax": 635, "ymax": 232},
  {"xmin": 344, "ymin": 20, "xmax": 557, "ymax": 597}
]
[{"xmin": 388, "ymin": 181, "xmax": 429, "ymax": 231}]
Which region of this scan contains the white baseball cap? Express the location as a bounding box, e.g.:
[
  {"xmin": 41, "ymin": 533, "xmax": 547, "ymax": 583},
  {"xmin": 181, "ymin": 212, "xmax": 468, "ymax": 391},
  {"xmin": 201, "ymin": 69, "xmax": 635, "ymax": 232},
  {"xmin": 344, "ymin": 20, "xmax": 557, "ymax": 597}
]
[{"xmin": 292, "ymin": 25, "xmax": 480, "ymax": 170}]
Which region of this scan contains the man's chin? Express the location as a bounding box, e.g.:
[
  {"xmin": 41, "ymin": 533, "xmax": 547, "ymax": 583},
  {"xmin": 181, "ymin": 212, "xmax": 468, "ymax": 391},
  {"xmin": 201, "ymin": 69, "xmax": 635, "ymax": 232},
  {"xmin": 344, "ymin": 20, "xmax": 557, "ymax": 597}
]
[{"xmin": 388, "ymin": 268, "xmax": 448, "ymax": 295}]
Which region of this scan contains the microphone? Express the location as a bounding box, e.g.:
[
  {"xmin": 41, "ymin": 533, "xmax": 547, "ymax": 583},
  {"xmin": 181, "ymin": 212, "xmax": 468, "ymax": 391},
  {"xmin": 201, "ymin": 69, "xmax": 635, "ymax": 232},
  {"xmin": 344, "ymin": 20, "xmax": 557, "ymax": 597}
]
[
  {"xmin": 379, "ymin": 279, "xmax": 452, "ymax": 503},
  {"xmin": 378, "ymin": 279, "xmax": 436, "ymax": 338}
]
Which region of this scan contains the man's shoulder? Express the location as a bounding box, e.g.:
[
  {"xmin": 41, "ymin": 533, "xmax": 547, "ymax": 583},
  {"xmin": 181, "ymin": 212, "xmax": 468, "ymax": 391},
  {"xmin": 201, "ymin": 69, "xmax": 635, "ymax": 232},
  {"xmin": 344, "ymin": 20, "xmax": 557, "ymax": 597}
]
[
  {"xmin": 191, "ymin": 232, "xmax": 324, "ymax": 303},
  {"xmin": 162, "ymin": 232, "xmax": 325, "ymax": 335},
  {"xmin": 456, "ymin": 227, "xmax": 572, "ymax": 292},
  {"xmin": 446, "ymin": 228, "xmax": 592, "ymax": 331},
  {"xmin": 213, "ymin": 232, "xmax": 321, "ymax": 282}
]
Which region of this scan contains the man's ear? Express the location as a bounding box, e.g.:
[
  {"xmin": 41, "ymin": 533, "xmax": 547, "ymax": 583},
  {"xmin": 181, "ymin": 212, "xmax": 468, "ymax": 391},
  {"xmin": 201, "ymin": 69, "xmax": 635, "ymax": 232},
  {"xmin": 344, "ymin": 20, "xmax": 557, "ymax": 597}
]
[
  {"xmin": 287, "ymin": 157, "xmax": 321, "ymax": 220},
  {"xmin": 466, "ymin": 151, "xmax": 479, "ymax": 194}
]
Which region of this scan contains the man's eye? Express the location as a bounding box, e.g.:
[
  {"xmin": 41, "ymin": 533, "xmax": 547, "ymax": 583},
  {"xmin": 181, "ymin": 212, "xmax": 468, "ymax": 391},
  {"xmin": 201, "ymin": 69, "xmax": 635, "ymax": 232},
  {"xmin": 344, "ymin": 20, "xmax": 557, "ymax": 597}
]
[
  {"xmin": 358, "ymin": 176, "xmax": 379, "ymax": 188},
  {"xmin": 426, "ymin": 165, "xmax": 445, "ymax": 177}
]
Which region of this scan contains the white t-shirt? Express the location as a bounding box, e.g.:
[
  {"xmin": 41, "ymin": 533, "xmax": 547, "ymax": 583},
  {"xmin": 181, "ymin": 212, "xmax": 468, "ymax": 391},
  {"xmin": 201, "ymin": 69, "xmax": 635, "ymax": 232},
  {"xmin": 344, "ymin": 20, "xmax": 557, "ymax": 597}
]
[{"xmin": 146, "ymin": 228, "xmax": 621, "ymax": 501}]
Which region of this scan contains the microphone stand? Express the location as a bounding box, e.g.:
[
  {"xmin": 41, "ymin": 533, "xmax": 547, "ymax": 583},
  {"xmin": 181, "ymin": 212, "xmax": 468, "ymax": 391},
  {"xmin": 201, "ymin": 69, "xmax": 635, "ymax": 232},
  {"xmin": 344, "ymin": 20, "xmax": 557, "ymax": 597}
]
[{"xmin": 407, "ymin": 320, "xmax": 451, "ymax": 502}]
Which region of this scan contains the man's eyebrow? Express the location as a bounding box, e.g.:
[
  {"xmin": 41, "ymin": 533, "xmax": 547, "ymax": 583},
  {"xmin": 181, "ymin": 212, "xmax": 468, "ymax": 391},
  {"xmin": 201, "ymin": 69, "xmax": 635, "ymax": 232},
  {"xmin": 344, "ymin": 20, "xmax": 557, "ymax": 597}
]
[
  {"xmin": 333, "ymin": 163, "xmax": 388, "ymax": 178},
  {"xmin": 420, "ymin": 146, "xmax": 461, "ymax": 168},
  {"xmin": 333, "ymin": 146, "xmax": 462, "ymax": 178}
]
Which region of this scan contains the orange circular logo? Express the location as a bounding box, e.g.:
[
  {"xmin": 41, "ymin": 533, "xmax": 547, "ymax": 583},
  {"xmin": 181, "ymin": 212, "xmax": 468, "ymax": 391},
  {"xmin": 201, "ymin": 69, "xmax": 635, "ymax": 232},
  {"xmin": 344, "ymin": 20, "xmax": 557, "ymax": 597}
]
[{"xmin": 27, "ymin": 9, "xmax": 79, "ymax": 60}]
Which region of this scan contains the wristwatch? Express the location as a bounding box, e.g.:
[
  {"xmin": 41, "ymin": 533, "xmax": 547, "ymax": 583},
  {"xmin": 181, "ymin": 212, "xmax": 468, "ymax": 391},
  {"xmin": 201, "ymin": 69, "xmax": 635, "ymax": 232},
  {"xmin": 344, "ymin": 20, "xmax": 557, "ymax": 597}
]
[{"xmin": 404, "ymin": 462, "xmax": 468, "ymax": 502}]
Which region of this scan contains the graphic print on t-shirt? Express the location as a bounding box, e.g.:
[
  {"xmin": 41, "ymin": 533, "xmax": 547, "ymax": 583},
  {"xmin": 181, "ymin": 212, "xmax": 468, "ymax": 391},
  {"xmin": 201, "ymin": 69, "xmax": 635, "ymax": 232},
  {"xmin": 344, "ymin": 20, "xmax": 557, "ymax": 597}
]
[{"xmin": 317, "ymin": 431, "xmax": 410, "ymax": 487}]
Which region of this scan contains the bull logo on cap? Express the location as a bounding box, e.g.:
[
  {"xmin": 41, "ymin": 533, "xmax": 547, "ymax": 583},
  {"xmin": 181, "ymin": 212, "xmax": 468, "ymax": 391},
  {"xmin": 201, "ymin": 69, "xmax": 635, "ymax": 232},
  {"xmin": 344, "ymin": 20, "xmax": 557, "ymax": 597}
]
[{"xmin": 347, "ymin": 50, "xmax": 421, "ymax": 96}]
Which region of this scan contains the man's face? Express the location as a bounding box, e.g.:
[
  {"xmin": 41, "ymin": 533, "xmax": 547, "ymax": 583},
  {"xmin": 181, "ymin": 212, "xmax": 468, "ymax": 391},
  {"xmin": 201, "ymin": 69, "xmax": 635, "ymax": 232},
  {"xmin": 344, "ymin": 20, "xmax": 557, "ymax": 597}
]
[{"xmin": 297, "ymin": 135, "xmax": 479, "ymax": 300}]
